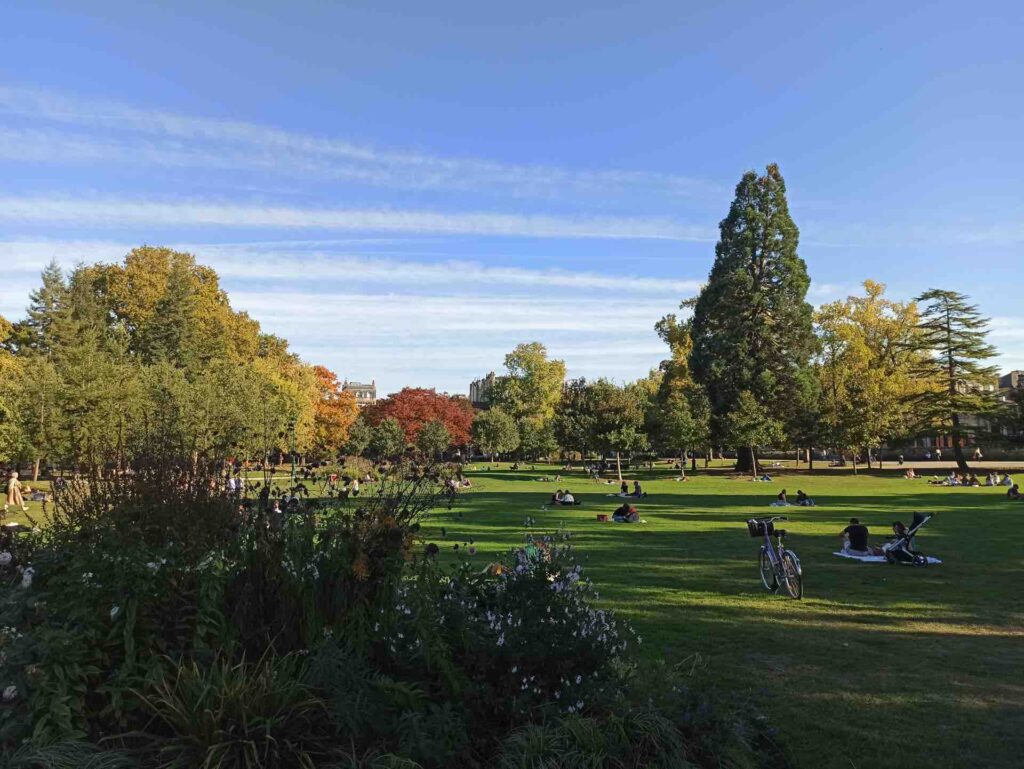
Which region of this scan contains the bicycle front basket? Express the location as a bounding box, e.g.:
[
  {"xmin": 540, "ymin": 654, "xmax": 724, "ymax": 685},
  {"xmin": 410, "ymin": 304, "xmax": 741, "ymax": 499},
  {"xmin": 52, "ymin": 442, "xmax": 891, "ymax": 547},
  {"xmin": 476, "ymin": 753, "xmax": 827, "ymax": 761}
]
[{"xmin": 747, "ymin": 519, "xmax": 774, "ymax": 537}]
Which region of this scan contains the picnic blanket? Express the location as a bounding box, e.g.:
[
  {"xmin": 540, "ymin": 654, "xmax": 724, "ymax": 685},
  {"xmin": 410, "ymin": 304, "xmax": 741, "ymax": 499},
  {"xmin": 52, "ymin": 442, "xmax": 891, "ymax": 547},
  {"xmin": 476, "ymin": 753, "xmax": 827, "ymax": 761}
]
[{"xmin": 832, "ymin": 551, "xmax": 942, "ymax": 565}]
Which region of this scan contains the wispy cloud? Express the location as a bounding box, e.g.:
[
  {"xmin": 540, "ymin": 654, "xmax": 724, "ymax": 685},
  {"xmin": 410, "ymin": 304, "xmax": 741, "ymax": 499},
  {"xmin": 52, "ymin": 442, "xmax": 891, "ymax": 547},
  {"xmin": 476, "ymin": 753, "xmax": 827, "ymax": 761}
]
[
  {"xmin": 0, "ymin": 86, "xmax": 720, "ymax": 199},
  {"xmin": 0, "ymin": 196, "xmax": 713, "ymax": 240},
  {"xmin": 0, "ymin": 239, "xmax": 702, "ymax": 294}
]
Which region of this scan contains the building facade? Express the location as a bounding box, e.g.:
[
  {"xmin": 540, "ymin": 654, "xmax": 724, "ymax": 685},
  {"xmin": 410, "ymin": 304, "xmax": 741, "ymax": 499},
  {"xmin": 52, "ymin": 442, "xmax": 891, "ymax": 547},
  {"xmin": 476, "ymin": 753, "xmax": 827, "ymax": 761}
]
[
  {"xmin": 343, "ymin": 379, "xmax": 377, "ymax": 407},
  {"xmin": 469, "ymin": 372, "xmax": 496, "ymax": 408}
]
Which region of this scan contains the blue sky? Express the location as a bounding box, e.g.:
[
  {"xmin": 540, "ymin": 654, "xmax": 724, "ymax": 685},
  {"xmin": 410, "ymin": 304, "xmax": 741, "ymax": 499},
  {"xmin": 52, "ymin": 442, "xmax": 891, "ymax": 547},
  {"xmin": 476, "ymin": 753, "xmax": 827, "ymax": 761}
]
[{"xmin": 2, "ymin": 0, "xmax": 1022, "ymax": 394}]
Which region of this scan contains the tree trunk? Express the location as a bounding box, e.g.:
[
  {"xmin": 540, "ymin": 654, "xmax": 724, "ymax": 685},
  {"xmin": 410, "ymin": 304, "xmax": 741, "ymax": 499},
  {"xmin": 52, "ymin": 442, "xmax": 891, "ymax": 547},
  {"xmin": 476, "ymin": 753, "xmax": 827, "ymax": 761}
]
[
  {"xmin": 32, "ymin": 456, "xmax": 41, "ymax": 483},
  {"xmin": 615, "ymin": 451, "xmax": 623, "ymax": 482},
  {"xmin": 735, "ymin": 446, "xmax": 758, "ymax": 476},
  {"xmin": 951, "ymin": 415, "xmax": 970, "ymax": 471},
  {"xmin": 679, "ymin": 449, "xmax": 686, "ymax": 479},
  {"xmin": 807, "ymin": 447, "xmax": 814, "ymax": 471},
  {"xmin": 852, "ymin": 451, "xmax": 858, "ymax": 475}
]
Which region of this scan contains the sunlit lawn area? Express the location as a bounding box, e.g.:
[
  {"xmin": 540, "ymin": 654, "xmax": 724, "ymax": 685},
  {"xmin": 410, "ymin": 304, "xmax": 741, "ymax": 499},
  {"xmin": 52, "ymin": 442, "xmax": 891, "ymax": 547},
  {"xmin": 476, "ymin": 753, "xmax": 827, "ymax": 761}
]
[{"xmin": 425, "ymin": 463, "xmax": 1024, "ymax": 769}]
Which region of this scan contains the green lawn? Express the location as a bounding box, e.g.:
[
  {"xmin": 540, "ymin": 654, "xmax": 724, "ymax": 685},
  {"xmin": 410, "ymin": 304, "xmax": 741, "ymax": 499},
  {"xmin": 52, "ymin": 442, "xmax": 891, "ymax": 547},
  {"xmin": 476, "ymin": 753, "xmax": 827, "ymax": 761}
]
[
  {"xmin": 6, "ymin": 465, "xmax": 1021, "ymax": 767},
  {"xmin": 428, "ymin": 463, "xmax": 1024, "ymax": 769}
]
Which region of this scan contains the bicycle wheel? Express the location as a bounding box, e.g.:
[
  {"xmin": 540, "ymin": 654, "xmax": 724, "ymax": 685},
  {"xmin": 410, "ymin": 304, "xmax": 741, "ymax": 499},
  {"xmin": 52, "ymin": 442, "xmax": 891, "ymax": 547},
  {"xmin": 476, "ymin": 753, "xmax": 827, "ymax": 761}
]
[
  {"xmin": 781, "ymin": 551, "xmax": 803, "ymax": 599},
  {"xmin": 759, "ymin": 547, "xmax": 778, "ymax": 592}
]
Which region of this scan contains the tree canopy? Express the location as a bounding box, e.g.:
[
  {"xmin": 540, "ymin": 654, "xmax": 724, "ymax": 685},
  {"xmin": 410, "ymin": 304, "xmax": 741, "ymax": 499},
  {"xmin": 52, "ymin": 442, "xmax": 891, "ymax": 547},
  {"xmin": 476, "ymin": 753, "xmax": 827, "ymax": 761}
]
[{"xmin": 364, "ymin": 387, "xmax": 475, "ymax": 448}]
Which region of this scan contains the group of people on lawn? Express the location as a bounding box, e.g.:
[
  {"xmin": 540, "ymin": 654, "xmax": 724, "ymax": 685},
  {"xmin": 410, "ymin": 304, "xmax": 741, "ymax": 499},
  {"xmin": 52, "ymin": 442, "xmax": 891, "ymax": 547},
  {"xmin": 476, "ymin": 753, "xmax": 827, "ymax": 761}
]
[
  {"xmin": 927, "ymin": 471, "xmax": 1013, "ymax": 487},
  {"xmin": 773, "ymin": 488, "xmax": 815, "ymax": 506}
]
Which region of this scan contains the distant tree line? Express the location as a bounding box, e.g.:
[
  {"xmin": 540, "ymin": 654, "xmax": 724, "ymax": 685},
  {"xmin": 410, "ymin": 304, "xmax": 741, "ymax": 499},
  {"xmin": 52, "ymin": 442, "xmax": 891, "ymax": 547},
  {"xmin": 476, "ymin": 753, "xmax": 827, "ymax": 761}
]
[
  {"xmin": 0, "ymin": 247, "xmax": 361, "ymax": 477},
  {"xmin": 1, "ymin": 168, "xmax": 1018, "ymax": 476},
  {"xmin": 472, "ymin": 166, "xmax": 1016, "ymax": 474}
]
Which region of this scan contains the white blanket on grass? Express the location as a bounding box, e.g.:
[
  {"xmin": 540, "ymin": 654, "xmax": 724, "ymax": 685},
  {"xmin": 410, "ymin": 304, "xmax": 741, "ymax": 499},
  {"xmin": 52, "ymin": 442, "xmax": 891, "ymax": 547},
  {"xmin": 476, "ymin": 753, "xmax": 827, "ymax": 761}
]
[{"xmin": 832, "ymin": 551, "xmax": 942, "ymax": 565}]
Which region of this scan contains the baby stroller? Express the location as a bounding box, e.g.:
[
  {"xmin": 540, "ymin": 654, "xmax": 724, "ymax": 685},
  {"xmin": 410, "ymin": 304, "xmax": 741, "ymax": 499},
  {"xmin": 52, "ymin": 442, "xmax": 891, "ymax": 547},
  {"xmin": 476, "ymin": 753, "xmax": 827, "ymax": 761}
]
[{"xmin": 881, "ymin": 512, "xmax": 933, "ymax": 566}]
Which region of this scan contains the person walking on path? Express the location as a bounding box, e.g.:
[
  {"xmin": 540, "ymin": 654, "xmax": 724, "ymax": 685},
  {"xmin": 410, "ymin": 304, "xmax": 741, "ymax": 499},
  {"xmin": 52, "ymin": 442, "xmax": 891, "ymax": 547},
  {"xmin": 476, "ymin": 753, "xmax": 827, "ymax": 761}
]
[{"xmin": 4, "ymin": 471, "xmax": 28, "ymax": 515}]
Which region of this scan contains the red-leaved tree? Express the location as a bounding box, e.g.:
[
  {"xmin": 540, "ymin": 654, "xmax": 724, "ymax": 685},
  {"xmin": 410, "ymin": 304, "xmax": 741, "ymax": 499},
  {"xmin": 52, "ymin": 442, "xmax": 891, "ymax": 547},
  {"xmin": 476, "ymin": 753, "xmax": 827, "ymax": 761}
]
[{"xmin": 364, "ymin": 388, "xmax": 476, "ymax": 447}]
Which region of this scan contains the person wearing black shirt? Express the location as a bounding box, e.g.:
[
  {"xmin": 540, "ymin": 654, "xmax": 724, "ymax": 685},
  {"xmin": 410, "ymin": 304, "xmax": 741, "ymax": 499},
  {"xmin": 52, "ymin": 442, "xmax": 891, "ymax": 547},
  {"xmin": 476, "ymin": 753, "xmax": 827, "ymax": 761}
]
[{"xmin": 841, "ymin": 518, "xmax": 870, "ymax": 553}]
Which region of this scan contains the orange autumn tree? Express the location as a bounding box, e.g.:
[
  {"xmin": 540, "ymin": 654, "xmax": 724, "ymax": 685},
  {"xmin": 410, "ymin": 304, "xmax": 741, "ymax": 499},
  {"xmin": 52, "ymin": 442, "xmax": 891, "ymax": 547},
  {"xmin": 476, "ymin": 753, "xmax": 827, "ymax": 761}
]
[
  {"xmin": 311, "ymin": 366, "xmax": 360, "ymax": 460},
  {"xmin": 364, "ymin": 387, "xmax": 475, "ymax": 448}
]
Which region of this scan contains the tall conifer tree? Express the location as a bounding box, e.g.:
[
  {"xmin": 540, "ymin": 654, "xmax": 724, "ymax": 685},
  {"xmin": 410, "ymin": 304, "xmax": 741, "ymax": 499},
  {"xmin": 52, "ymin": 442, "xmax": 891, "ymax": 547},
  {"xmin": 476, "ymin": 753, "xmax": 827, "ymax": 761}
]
[
  {"xmin": 906, "ymin": 289, "xmax": 999, "ymax": 470},
  {"xmin": 688, "ymin": 164, "xmax": 815, "ymax": 471}
]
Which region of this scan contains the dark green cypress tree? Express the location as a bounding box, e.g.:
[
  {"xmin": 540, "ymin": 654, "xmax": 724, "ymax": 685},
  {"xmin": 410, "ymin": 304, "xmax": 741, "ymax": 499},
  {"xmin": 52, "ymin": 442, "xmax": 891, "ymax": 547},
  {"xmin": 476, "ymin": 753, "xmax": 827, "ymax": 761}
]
[
  {"xmin": 906, "ymin": 289, "xmax": 1000, "ymax": 470},
  {"xmin": 688, "ymin": 164, "xmax": 815, "ymax": 471}
]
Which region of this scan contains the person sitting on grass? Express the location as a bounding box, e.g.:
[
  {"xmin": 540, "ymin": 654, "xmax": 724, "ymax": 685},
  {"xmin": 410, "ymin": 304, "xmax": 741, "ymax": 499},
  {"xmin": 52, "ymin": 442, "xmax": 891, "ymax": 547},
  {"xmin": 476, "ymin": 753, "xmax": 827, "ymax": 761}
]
[
  {"xmin": 1001, "ymin": 473, "xmax": 1014, "ymax": 487},
  {"xmin": 795, "ymin": 489, "xmax": 815, "ymax": 506},
  {"xmin": 551, "ymin": 489, "xmax": 564, "ymax": 504},
  {"xmin": 841, "ymin": 518, "xmax": 873, "ymax": 554},
  {"xmin": 771, "ymin": 489, "xmax": 788, "ymax": 506},
  {"xmin": 968, "ymin": 473, "xmax": 980, "ymax": 487},
  {"xmin": 904, "ymin": 468, "xmax": 917, "ymax": 479},
  {"xmin": 612, "ymin": 502, "xmax": 639, "ymax": 522},
  {"xmin": 620, "ymin": 480, "xmax": 629, "ymax": 495},
  {"xmin": 1008, "ymin": 484, "xmax": 1021, "ymax": 501},
  {"xmin": 560, "ymin": 489, "xmax": 579, "ymax": 506},
  {"xmin": 631, "ymin": 480, "xmax": 647, "ymax": 498}
]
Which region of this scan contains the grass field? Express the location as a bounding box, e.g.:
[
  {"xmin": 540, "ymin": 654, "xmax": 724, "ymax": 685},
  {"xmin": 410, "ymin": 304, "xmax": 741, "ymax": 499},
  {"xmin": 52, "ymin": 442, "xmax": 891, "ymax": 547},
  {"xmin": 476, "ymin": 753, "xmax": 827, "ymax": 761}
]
[
  {"xmin": 423, "ymin": 463, "xmax": 1024, "ymax": 769},
  {"xmin": 5, "ymin": 464, "xmax": 1022, "ymax": 767}
]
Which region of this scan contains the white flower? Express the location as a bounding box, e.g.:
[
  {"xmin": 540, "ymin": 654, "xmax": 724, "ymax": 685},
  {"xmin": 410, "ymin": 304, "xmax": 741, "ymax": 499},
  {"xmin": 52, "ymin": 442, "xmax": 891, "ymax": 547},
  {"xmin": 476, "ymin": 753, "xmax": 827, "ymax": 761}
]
[
  {"xmin": 145, "ymin": 562, "xmax": 160, "ymax": 573},
  {"xmin": 2, "ymin": 685, "xmax": 16, "ymax": 702},
  {"xmin": 0, "ymin": 552, "xmax": 11, "ymax": 567},
  {"xmin": 497, "ymin": 633, "xmax": 505, "ymax": 647},
  {"xmin": 110, "ymin": 605, "xmax": 120, "ymax": 620},
  {"xmin": 20, "ymin": 567, "xmax": 34, "ymax": 589}
]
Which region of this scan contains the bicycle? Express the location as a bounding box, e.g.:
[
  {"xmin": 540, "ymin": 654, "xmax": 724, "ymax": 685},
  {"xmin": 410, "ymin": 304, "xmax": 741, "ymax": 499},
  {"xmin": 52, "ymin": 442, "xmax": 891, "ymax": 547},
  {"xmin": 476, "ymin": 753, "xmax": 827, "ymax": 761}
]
[{"xmin": 746, "ymin": 516, "xmax": 802, "ymax": 599}]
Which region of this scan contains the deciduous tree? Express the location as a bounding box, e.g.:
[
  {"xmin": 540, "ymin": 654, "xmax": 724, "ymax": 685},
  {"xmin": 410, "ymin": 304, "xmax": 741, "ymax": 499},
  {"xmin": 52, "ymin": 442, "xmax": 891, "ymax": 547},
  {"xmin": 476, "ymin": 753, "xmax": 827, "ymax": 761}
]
[
  {"xmin": 311, "ymin": 366, "xmax": 359, "ymax": 460},
  {"xmin": 472, "ymin": 408, "xmax": 519, "ymax": 461},
  {"xmin": 364, "ymin": 387, "xmax": 475, "ymax": 446},
  {"xmin": 369, "ymin": 417, "xmax": 407, "ymax": 459},
  {"xmin": 490, "ymin": 342, "xmax": 566, "ymax": 428},
  {"xmin": 415, "ymin": 420, "xmax": 451, "ymax": 459}
]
